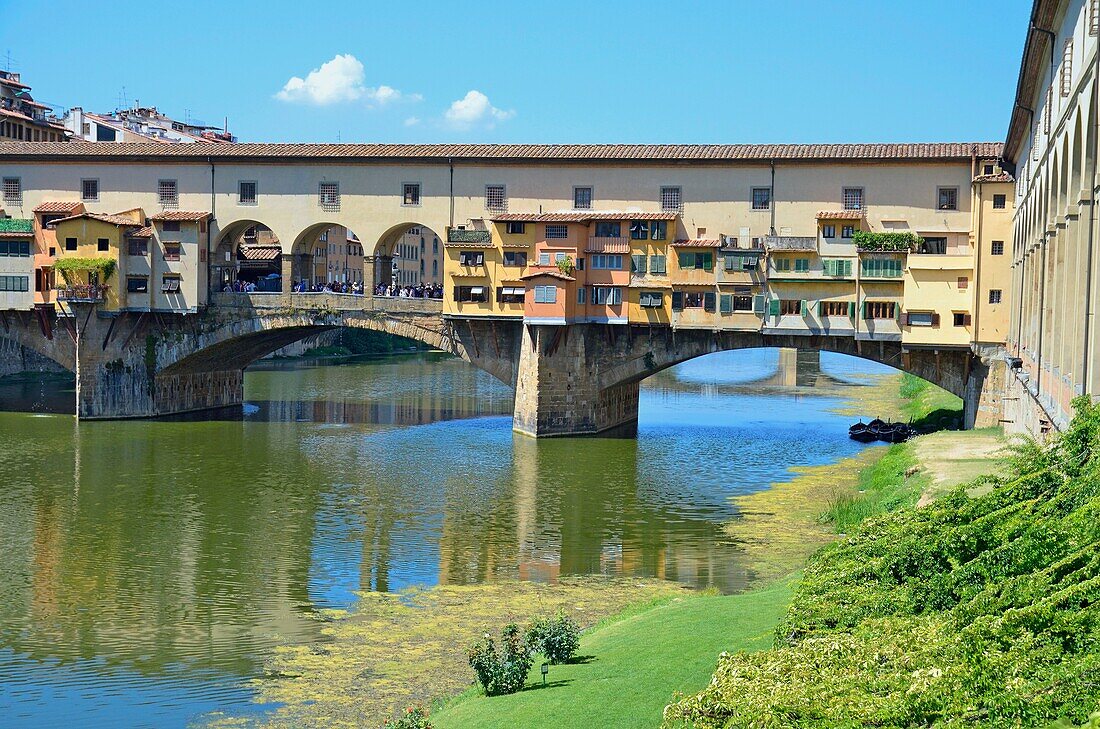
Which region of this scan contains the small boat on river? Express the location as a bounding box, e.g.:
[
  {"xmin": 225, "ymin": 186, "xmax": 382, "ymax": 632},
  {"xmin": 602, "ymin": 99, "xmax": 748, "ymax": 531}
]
[{"xmin": 849, "ymin": 419, "xmax": 913, "ymax": 443}]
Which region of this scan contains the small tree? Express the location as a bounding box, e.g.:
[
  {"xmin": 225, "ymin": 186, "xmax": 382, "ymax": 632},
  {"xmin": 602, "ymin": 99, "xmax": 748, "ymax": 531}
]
[
  {"xmin": 467, "ymin": 624, "xmax": 533, "ymax": 696},
  {"xmin": 526, "ymin": 612, "xmax": 581, "ymax": 664}
]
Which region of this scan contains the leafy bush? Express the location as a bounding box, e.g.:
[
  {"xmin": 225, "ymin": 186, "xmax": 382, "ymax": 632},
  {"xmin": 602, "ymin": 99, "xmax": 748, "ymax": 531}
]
[
  {"xmin": 852, "ymin": 230, "xmax": 922, "ymax": 251},
  {"xmin": 53, "ymin": 256, "xmax": 117, "ymax": 282},
  {"xmin": 526, "ymin": 612, "xmax": 581, "ymax": 664},
  {"xmin": 468, "ymin": 624, "xmax": 533, "ymax": 696},
  {"xmin": 664, "ymin": 397, "xmax": 1100, "ymax": 727},
  {"xmin": 382, "ymin": 705, "xmax": 433, "ymax": 729}
]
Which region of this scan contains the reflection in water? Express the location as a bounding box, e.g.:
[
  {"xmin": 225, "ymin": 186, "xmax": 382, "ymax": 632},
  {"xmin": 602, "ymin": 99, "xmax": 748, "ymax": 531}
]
[{"xmin": 0, "ymin": 348, "xmax": 894, "ymax": 728}]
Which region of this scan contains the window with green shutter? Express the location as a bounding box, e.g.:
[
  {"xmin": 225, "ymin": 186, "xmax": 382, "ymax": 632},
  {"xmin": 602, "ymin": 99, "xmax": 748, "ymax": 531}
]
[
  {"xmin": 678, "ymin": 251, "xmax": 695, "ymax": 269},
  {"xmin": 700, "ymin": 252, "xmax": 714, "ymax": 271},
  {"xmin": 671, "ymin": 291, "xmax": 684, "ymax": 311},
  {"xmin": 631, "ymin": 254, "xmax": 647, "ymax": 274},
  {"xmin": 724, "ymin": 254, "xmax": 737, "ymax": 271},
  {"xmin": 768, "ymin": 298, "xmax": 780, "ymax": 316},
  {"xmin": 753, "ymin": 294, "xmax": 765, "ymax": 314},
  {"xmin": 704, "ymin": 292, "xmax": 716, "ymax": 312},
  {"xmin": 719, "ymin": 293, "xmax": 732, "ymax": 314},
  {"xmin": 649, "ymin": 254, "xmax": 667, "ymax": 275},
  {"xmin": 800, "ymin": 299, "xmax": 809, "ymax": 316},
  {"xmin": 774, "ymin": 258, "xmax": 791, "ymax": 272},
  {"xmin": 794, "ymin": 258, "xmax": 810, "ymax": 273}
]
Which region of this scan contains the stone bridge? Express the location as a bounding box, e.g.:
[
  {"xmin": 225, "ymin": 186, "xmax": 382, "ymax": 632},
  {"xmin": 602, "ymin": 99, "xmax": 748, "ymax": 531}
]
[{"xmin": 1, "ymin": 295, "xmax": 1003, "ymax": 436}]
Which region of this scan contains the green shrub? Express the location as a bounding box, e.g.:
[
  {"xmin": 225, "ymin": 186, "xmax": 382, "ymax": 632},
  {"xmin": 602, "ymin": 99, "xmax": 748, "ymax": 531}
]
[
  {"xmin": 382, "ymin": 705, "xmax": 433, "ymax": 728},
  {"xmin": 526, "ymin": 612, "xmax": 581, "ymax": 664},
  {"xmin": 665, "ymin": 397, "xmax": 1100, "ymax": 727},
  {"xmin": 467, "ymin": 624, "xmax": 533, "ymax": 696}
]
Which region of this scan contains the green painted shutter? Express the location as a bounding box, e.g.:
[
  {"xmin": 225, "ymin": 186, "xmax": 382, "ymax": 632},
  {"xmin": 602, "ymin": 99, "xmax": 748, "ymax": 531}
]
[
  {"xmin": 724, "ymin": 254, "xmax": 735, "ymax": 271},
  {"xmin": 816, "ymin": 300, "xmax": 823, "ymax": 315},
  {"xmin": 672, "ymin": 291, "xmax": 684, "ymax": 311},
  {"xmin": 800, "ymin": 300, "xmax": 808, "ymax": 316},
  {"xmin": 719, "ymin": 293, "xmax": 733, "ymax": 314},
  {"xmin": 753, "ymin": 294, "xmax": 765, "ymax": 314},
  {"xmin": 860, "ymin": 301, "xmax": 867, "ymax": 319},
  {"xmin": 678, "ymin": 251, "xmax": 692, "ymax": 270},
  {"xmin": 704, "ymin": 292, "xmax": 716, "ymax": 312},
  {"xmin": 702, "ymin": 252, "xmax": 714, "ymax": 271},
  {"xmin": 895, "ymin": 303, "xmax": 902, "ymax": 321},
  {"xmin": 849, "ymin": 301, "xmax": 856, "ymax": 319},
  {"xmin": 843, "ymin": 260, "xmax": 852, "ymax": 277},
  {"xmin": 768, "ymin": 298, "xmax": 780, "ymax": 316},
  {"xmin": 631, "ymin": 254, "xmax": 647, "ymax": 274}
]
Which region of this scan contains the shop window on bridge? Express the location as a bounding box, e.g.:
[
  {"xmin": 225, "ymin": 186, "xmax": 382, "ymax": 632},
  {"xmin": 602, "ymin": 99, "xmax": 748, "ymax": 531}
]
[
  {"xmin": 677, "ymin": 251, "xmax": 713, "ymax": 271},
  {"xmin": 779, "ymin": 299, "xmax": 803, "ymax": 316},
  {"xmin": 591, "ymin": 287, "xmax": 622, "ymax": 306},
  {"xmin": 953, "ymin": 311, "xmax": 972, "ymax": 327},
  {"xmin": 732, "ymin": 286, "xmax": 753, "ymax": 312},
  {"xmin": 497, "ymin": 286, "xmax": 525, "ymax": 303},
  {"xmin": 639, "ymin": 291, "xmax": 663, "ymax": 308},
  {"xmin": 0, "ymin": 241, "xmax": 30, "ymax": 256},
  {"xmin": 863, "ymin": 301, "xmax": 897, "ymax": 320},
  {"xmin": 459, "ymin": 251, "xmax": 484, "ymax": 266},
  {"xmin": 822, "ymin": 258, "xmax": 852, "ymax": 276},
  {"xmin": 594, "ymin": 221, "xmax": 620, "ymax": 238},
  {"xmin": 649, "ymin": 254, "xmax": 667, "ymax": 275},
  {"xmin": 455, "ymin": 286, "xmax": 488, "ymax": 303},
  {"xmin": 724, "ymin": 253, "xmax": 758, "ymax": 271},
  {"xmin": 650, "ymin": 221, "xmax": 667, "ymax": 240},
  {"xmin": 794, "ymin": 258, "xmax": 810, "ymax": 273},
  {"xmin": 127, "ymin": 276, "xmax": 148, "ymax": 293},
  {"xmin": 773, "ymin": 257, "xmax": 791, "ymax": 272},
  {"xmin": 631, "ymin": 254, "xmax": 647, "ymax": 274},
  {"xmin": 860, "ymin": 258, "xmax": 902, "ymax": 277},
  {"xmin": 675, "ymin": 291, "xmax": 711, "ymax": 309},
  {"xmin": 533, "ymin": 285, "xmax": 557, "ymax": 304},
  {"xmin": 906, "ymin": 311, "xmax": 937, "ymax": 326},
  {"xmin": 503, "ymin": 251, "xmax": 527, "ymax": 267}
]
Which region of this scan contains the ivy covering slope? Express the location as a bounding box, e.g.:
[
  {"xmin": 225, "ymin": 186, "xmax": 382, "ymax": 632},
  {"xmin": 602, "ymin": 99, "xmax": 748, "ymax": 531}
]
[{"xmin": 665, "ymin": 397, "xmax": 1100, "ymax": 728}]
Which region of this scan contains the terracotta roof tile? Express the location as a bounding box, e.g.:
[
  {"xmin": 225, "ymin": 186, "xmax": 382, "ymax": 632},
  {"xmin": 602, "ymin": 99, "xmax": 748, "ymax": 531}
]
[
  {"xmin": 128, "ymin": 226, "xmax": 154, "ymax": 238},
  {"xmin": 238, "ymin": 246, "xmax": 282, "ymax": 261},
  {"xmin": 53, "ymin": 211, "xmax": 142, "ymax": 227},
  {"xmin": 816, "ymin": 210, "xmax": 866, "ymax": 220},
  {"xmin": 0, "ymin": 141, "xmax": 1005, "ymax": 163},
  {"xmin": 494, "ymin": 211, "xmax": 679, "ymax": 223},
  {"xmin": 671, "ymin": 239, "xmax": 723, "ymax": 247},
  {"xmin": 149, "ymin": 210, "xmax": 211, "ymax": 221},
  {"xmin": 973, "ymin": 172, "xmax": 1014, "ymax": 183},
  {"xmin": 519, "ymin": 269, "xmax": 576, "ymax": 282},
  {"xmin": 33, "ymin": 201, "xmax": 83, "ymax": 214}
]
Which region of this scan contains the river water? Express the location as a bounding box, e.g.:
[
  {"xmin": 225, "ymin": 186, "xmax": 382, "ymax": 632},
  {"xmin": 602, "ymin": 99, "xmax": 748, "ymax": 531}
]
[{"xmin": 0, "ymin": 348, "xmax": 893, "ymax": 728}]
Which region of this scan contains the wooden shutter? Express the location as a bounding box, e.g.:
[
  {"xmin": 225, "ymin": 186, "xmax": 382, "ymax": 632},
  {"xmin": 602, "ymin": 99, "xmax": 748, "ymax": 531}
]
[
  {"xmin": 963, "ymin": 313, "xmax": 973, "ymax": 326},
  {"xmin": 724, "ymin": 254, "xmax": 735, "ymax": 271},
  {"xmin": 816, "ymin": 300, "xmax": 823, "ymax": 315},
  {"xmin": 849, "ymin": 301, "xmax": 856, "ymax": 319},
  {"xmin": 702, "ymin": 252, "xmax": 714, "ymax": 271},
  {"xmin": 843, "ymin": 260, "xmax": 852, "ymax": 277},
  {"xmin": 800, "ymin": 299, "xmax": 808, "ymax": 316},
  {"xmin": 768, "ymin": 298, "xmax": 780, "ymax": 316},
  {"xmin": 931, "ymin": 312, "xmax": 941, "ymax": 326},
  {"xmin": 719, "ymin": 293, "xmax": 733, "ymax": 314},
  {"xmin": 704, "ymin": 292, "xmax": 716, "ymax": 312},
  {"xmin": 631, "ymin": 254, "xmax": 647, "ymax": 274},
  {"xmin": 860, "ymin": 301, "xmax": 867, "ymax": 319},
  {"xmin": 753, "ymin": 294, "xmax": 765, "ymax": 314},
  {"xmin": 672, "ymin": 291, "xmax": 684, "ymax": 311},
  {"xmin": 895, "ymin": 303, "xmax": 902, "ymax": 322}
]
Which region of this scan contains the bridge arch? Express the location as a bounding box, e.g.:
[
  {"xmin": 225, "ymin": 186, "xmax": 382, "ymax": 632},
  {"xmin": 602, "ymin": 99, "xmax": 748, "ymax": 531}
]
[
  {"xmin": 371, "ymin": 221, "xmax": 445, "ymax": 290},
  {"xmin": 288, "ymin": 222, "xmax": 367, "ymax": 290},
  {"xmin": 211, "ymin": 218, "xmax": 283, "ymax": 293}
]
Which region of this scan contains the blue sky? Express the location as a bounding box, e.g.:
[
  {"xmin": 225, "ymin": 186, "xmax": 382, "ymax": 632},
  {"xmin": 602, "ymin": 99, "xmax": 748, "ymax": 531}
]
[{"xmin": 1, "ymin": 0, "xmax": 1029, "ymax": 144}]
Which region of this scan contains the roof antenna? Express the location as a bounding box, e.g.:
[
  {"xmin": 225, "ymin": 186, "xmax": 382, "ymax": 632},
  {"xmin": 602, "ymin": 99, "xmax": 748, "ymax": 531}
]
[{"xmin": 2, "ymin": 50, "xmax": 14, "ymax": 72}]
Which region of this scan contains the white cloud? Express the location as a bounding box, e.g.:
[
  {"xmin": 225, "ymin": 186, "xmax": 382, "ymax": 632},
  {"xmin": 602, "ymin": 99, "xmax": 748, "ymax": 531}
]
[
  {"xmin": 444, "ymin": 90, "xmax": 515, "ymax": 129},
  {"xmin": 404, "ymin": 116, "xmax": 421, "ymax": 127},
  {"xmin": 275, "ymin": 54, "xmax": 421, "ymax": 107}
]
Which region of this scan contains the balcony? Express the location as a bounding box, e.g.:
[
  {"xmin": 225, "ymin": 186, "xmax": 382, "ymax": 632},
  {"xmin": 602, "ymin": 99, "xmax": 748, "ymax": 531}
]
[
  {"xmin": 763, "ymin": 236, "xmax": 817, "ymax": 252},
  {"xmin": 56, "ymin": 284, "xmax": 108, "ymax": 302},
  {"xmin": 586, "ymin": 236, "xmax": 631, "ymax": 254},
  {"xmin": 447, "ymin": 229, "xmax": 492, "ymax": 244}
]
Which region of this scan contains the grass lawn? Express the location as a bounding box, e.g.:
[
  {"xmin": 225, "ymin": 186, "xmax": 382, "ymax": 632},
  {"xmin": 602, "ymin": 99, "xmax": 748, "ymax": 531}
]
[{"xmin": 431, "ymin": 577, "xmax": 796, "ymax": 729}]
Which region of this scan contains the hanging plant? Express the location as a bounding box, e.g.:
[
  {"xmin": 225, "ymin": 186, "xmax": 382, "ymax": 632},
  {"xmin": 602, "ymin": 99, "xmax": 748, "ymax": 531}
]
[
  {"xmin": 852, "ymin": 231, "xmax": 923, "ymax": 252},
  {"xmin": 556, "ymin": 256, "xmax": 575, "ymax": 276},
  {"xmin": 53, "ymin": 257, "xmax": 117, "ymax": 283}
]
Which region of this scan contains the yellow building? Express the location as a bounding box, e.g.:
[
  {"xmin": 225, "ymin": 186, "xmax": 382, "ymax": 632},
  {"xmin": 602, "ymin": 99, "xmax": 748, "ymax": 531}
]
[
  {"xmin": 970, "ymin": 170, "xmax": 1014, "ymax": 346},
  {"xmin": 51, "ymin": 210, "xmax": 144, "ymax": 311}
]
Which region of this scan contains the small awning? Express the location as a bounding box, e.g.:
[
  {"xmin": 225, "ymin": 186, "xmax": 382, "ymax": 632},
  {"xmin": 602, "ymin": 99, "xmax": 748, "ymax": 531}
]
[
  {"xmin": 500, "ymin": 286, "xmax": 525, "ymax": 296},
  {"xmin": 469, "ymin": 286, "xmax": 485, "ymax": 295},
  {"xmin": 671, "ymin": 239, "xmax": 722, "ymax": 248}
]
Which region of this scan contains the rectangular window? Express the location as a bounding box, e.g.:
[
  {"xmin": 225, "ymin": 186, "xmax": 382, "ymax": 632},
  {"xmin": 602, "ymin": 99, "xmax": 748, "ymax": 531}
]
[
  {"xmin": 403, "ymin": 183, "xmax": 421, "ymax": 206},
  {"xmin": 533, "ymin": 285, "xmax": 557, "ymax": 304},
  {"xmin": 957, "ymin": 276, "xmax": 969, "ymax": 290},
  {"xmin": 751, "ymin": 187, "xmax": 771, "ymax": 210},
  {"xmin": 732, "ymin": 288, "xmax": 754, "ymax": 312},
  {"xmin": 842, "ymin": 187, "xmax": 864, "ymax": 210},
  {"xmin": 590, "ymin": 287, "xmax": 622, "ymax": 305},
  {"xmin": 485, "ymin": 184, "xmax": 507, "ymax": 213},
  {"xmin": 639, "ymin": 291, "xmax": 663, "ymax": 308},
  {"xmin": 1061, "ymin": 38, "xmax": 1074, "ymax": 97},
  {"xmin": 649, "ymin": 254, "xmax": 667, "ymax": 274},
  {"xmin": 938, "ymin": 187, "xmax": 958, "ymax": 211},
  {"xmin": 983, "ymin": 164, "xmax": 995, "ymax": 175},
  {"xmin": 864, "ymin": 301, "xmax": 897, "ymax": 320},
  {"xmin": 0, "ymin": 275, "xmax": 29, "ymax": 292},
  {"xmin": 545, "ymin": 224, "xmax": 568, "ymax": 239},
  {"xmin": 591, "ymin": 254, "xmax": 623, "ymax": 270},
  {"xmin": 96, "ymin": 238, "xmax": 110, "ymax": 252},
  {"xmin": 454, "ymin": 286, "xmax": 489, "ymax": 302},
  {"xmin": 459, "ymin": 251, "xmax": 484, "ymax": 266},
  {"xmin": 1092, "ymin": 0, "xmax": 1099, "ymax": 35},
  {"xmin": 822, "ymin": 225, "xmax": 836, "ymax": 238},
  {"xmin": 2, "ymin": 177, "xmax": 21, "ymax": 205},
  {"xmin": 538, "ymin": 252, "xmax": 551, "ymax": 266},
  {"xmin": 162, "ymin": 221, "xmax": 181, "ymax": 233},
  {"xmin": 163, "ymin": 243, "xmax": 181, "ymax": 261},
  {"xmin": 506, "ymin": 221, "xmax": 526, "ymax": 235},
  {"xmin": 81, "ymin": 178, "xmax": 99, "ymax": 202},
  {"xmin": 953, "ymin": 311, "xmax": 972, "ymax": 326},
  {"xmin": 860, "ymin": 258, "xmax": 903, "ymax": 277},
  {"xmin": 573, "ymin": 186, "xmax": 592, "ymax": 210},
  {"xmin": 993, "ymin": 194, "xmax": 1006, "ymax": 209},
  {"xmin": 660, "ymin": 186, "xmax": 682, "ymax": 212},
  {"xmin": 907, "ymin": 311, "xmax": 935, "ymax": 327},
  {"xmin": 989, "ymin": 289, "xmax": 1003, "ymax": 304},
  {"xmin": 794, "ymin": 258, "xmax": 810, "ymax": 273},
  {"xmin": 239, "ymin": 180, "xmax": 258, "ymax": 205},
  {"xmin": 497, "ymin": 286, "xmax": 525, "ymax": 303},
  {"xmin": 822, "ymin": 259, "xmax": 852, "ymax": 277},
  {"xmin": 161, "ymin": 275, "xmax": 181, "ymax": 293},
  {"xmin": 594, "ymin": 221, "xmax": 621, "ymax": 238},
  {"xmin": 773, "ymin": 257, "xmax": 791, "ymax": 272},
  {"xmin": 503, "ymin": 251, "xmax": 527, "ymax": 267},
  {"xmin": 158, "ymin": 179, "xmax": 178, "ymax": 208},
  {"xmin": 821, "ymin": 300, "xmax": 850, "ymax": 317},
  {"xmin": 918, "ymin": 237, "xmax": 948, "ymax": 255},
  {"xmin": 991, "ymin": 240, "xmax": 1004, "ymax": 256},
  {"xmin": 841, "ymin": 225, "xmax": 854, "ymax": 239},
  {"xmin": 677, "ymin": 251, "xmax": 714, "ymax": 271},
  {"xmin": 65, "ymin": 237, "xmax": 77, "ymax": 251},
  {"xmin": 780, "ymin": 299, "xmax": 802, "ymax": 316},
  {"xmin": 128, "ymin": 238, "xmax": 148, "ymax": 256},
  {"xmin": 650, "ymin": 220, "xmax": 667, "ymax": 240},
  {"xmin": 319, "ymin": 181, "xmax": 340, "ymax": 212},
  {"xmin": 0, "ymin": 241, "xmax": 29, "ymax": 256},
  {"xmin": 629, "ymin": 220, "xmax": 650, "ymax": 240},
  {"xmin": 127, "ymin": 276, "xmax": 148, "ymax": 293},
  {"xmin": 577, "ymin": 287, "xmax": 586, "ymax": 304},
  {"xmin": 631, "ymin": 254, "xmax": 647, "ymax": 274}
]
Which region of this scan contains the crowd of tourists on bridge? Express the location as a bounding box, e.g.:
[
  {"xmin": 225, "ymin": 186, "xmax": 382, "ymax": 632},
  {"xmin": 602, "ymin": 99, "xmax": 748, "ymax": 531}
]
[
  {"xmin": 290, "ymin": 280, "xmax": 366, "ymax": 295},
  {"xmin": 373, "ymin": 283, "xmax": 444, "ymax": 299}
]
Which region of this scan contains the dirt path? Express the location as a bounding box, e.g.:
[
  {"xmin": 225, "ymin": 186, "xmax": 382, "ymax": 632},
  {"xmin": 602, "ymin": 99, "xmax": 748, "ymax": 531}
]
[{"xmin": 911, "ymin": 430, "xmax": 1008, "ymax": 506}]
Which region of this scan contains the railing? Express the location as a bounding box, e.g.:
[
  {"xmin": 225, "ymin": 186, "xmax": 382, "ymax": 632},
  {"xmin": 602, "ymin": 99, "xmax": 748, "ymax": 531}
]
[
  {"xmin": 586, "ymin": 236, "xmax": 631, "ymax": 253},
  {"xmin": 56, "ymin": 284, "xmax": 108, "ymax": 302},
  {"xmin": 763, "ymin": 236, "xmax": 817, "ymax": 251},
  {"xmin": 447, "ymin": 229, "xmax": 492, "ymax": 244}
]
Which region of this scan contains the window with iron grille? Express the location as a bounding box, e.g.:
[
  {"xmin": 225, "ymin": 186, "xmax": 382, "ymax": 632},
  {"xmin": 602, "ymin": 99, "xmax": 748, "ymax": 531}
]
[
  {"xmin": 991, "ymin": 240, "xmax": 1004, "ymax": 256},
  {"xmin": 2, "ymin": 177, "xmax": 20, "ymax": 205},
  {"xmin": 1093, "ymin": 0, "xmax": 1100, "ymax": 36},
  {"xmin": 1034, "ymin": 122, "xmax": 1042, "ymax": 161},
  {"xmin": 82, "ymin": 178, "xmax": 99, "ymax": 202},
  {"xmin": 993, "ymin": 194, "xmax": 1006, "ymax": 209},
  {"xmin": 1061, "ymin": 39, "xmax": 1074, "ymax": 97},
  {"xmin": 864, "ymin": 301, "xmax": 896, "ymax": 320},
  {"xmin": 751, "ymin": 187, "xmax": 771, "ymax": 210},
  {"xmin": 842, "ymin": 187, "xmax": 864, "ymax": 210},
  {"xmin": 319, "ymin": 182, "xmax": 340, "ymax": 212},
  {"xmin": 158, "ymin": 179, "xmax": 178, "ymax": 208},
  {"xmin": 821, "ymin": 300, "xmax": 849, "ymax": 317},
  {"xmin": 1045, "ymin": 87, "xmax": 1052, "ymax": 134},
  {"xmin": 660, "ymin": 186, "xmax": 682, "ymax": 212},
  {"xmin": 573, "ymin": 186, "xmax": 592, "ymax": 210},
  {"xmin": 938, "ymin": 187, "xmax": 958, "ymax": 211},
  {"xmin": 403, "ymin": 183, "xmax": 421, "ymax": 206},
  {"xmin": 239, "ymin": 181, "xmax": 257, "ymax": 205},
  {"xmin": 989, "ymin": 289, "xmax": 1003, "ymax": 304},
  {"xmin": 545, "ymin": 224, "xmax": 568, "ymax": 239},
  {"xmin": 485, "ymin": 185, "xmax": 506, "ymax": 213}
]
